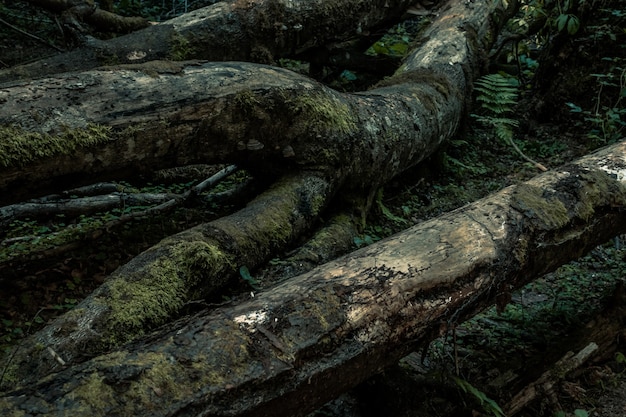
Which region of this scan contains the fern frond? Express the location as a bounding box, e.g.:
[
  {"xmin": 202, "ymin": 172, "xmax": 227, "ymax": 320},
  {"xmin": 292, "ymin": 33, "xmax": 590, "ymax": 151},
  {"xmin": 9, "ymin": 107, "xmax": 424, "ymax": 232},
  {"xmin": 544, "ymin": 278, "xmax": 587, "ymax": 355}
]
[
  {"xmin": 474, "ymin": 73, "xmax": 519, "ymax": 115},
  {"xmin": 478, "ymin": 100, "xmax": 518, "ymax": 115},
  {"xmin": 472, "ymin": 115, "xmax": 518, "ymax": 131},
  {"xmin": 472, "ymin": 73, "xmax": 546, "ymax": 171},
  {"xmin": 495, "ymin": 123, "xmax": 514, "ymax": 142}
]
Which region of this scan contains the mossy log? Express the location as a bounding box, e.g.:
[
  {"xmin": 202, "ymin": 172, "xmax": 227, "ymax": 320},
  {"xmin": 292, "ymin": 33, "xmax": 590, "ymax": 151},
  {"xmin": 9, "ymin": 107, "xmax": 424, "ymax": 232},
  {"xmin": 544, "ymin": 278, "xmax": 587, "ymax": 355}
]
[
  {"xmin": 0, "ymin": 0, "xmax": 517, "ymax": 390},
  {"xmin": 2, "ymin": 139, "xmax": 626, "ymax": 417},
  {"xmin": 0, "ymin": 0, "xmax": 516, "ymax": 205},
  {"xmin": 1, "ymin": 0, "xmax": 419, "ymax": 83},
  {"xmin": 0, "ymin": 171, "xmax": 334, "ymax": 389}
]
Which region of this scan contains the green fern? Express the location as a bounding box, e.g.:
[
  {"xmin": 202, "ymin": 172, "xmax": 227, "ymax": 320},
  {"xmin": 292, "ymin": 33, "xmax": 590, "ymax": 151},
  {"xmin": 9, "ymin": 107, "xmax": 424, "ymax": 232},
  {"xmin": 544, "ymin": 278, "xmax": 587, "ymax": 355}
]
[
  {"xmin": 474, "ymin": 73, "xmax": 519, "ymax": 116},
  {"xmin": 473, "ymin": 115, "xmax": 519, "ymax": 142},
  {"xmin": 472, "ymin": 73, "xmax": 519, "ymax": 142},
  {"xmin": 472, "ymin": 73, "xmax": 546, "ymax": 170}
]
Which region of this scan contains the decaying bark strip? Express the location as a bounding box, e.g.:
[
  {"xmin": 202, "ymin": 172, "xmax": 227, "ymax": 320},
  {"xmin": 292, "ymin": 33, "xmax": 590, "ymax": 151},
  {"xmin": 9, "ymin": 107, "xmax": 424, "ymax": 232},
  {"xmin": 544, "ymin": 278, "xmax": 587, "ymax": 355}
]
[
  {"xmin": 504, "ymin": 343, "xmax": 599, "ymax": 415},
  {"xmin": 2, "ymin": 140, "xmax": 626, "ymax": 416}
]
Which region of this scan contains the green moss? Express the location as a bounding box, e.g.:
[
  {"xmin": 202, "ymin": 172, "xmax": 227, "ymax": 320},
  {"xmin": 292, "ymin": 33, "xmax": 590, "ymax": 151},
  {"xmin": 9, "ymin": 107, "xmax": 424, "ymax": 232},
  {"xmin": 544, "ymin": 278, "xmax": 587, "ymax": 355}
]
[
  {"xmin": 234, "ymin": 89, "xmax": 262, "ymax": 115},
  {"xmin": 214, "ymin": 180, "xmax": 300, "ymax": 256},
  {"xmin": 105, "ymin": 238, "xmax": 234, "ymax": 339},
  {"xmin": 0, "ymin": 362, "xmax": 19, "ymax": 392},
  {"xmin": 511, "ymin": 183, "xmax": 570, "ymax": 229},
  {"xmin": 169, "ymin": 32, "xmax": 192, "ymax": 61},
  {"xmin": 572, "ymin": 169, "xmax": 626, "ymax": 221},
  {"xmin": 0, "ymin": 124, "xmax": 111, "ymax": 168},
  {"xmin": 119, "ymin": 351, "xmax": 192, "ymax": 405},
  {"xmin": 72, "ymin": 371, "xmax": 117, "ymax": 412},
  {"xmin": 287, "ymin": 92, "xmax": 357, "ymax": 135},
  {"xmin": 373, "ymin": 68, "xmax": 455, "ymax": 99}
]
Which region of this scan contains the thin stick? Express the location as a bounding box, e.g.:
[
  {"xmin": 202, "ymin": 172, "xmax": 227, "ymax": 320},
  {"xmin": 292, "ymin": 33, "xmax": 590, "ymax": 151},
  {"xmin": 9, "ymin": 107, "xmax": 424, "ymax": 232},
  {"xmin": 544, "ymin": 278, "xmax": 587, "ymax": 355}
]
[
  {"xmin": 0, "ymin": 17, "xmax": 65, "ymax": 52},
  {"xmin": 508, "ymin": 136, "xmax": 548, "ymax": 172}
]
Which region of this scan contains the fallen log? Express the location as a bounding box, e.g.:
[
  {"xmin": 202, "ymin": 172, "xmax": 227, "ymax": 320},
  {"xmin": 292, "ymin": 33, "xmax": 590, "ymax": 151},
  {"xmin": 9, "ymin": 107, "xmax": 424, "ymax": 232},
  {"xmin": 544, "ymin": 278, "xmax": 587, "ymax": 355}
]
[
  {"xmin": 0, "ymin": 0, "xmax": 518, "ymax": 386},
  {"xmin": 2, "ymin": 140, "xmax": 626, "ymax": 416}
]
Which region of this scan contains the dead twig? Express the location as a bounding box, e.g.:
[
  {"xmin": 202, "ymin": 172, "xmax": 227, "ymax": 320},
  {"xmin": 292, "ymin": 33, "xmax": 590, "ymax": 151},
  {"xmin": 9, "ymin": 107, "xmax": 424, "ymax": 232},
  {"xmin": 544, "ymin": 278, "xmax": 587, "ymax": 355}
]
[{"xmin": 0, "ymin": 17, "xmax": 65, "ymax": 52}]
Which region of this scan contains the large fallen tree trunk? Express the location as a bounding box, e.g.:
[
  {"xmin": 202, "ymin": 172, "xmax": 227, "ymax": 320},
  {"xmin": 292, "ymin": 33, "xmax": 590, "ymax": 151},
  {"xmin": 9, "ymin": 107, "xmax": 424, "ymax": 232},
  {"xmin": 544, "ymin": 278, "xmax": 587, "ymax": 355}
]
[
  {"xmin": 0, "ymin": 0, "xmax": 517, "ymax": 386},
  {"xmin": 0, "ymin": 0, "xmax": 513, "ymax": 204},
  {"xmin": 2, "ymin": 139, "xmax": 626, "ymax": 416}
]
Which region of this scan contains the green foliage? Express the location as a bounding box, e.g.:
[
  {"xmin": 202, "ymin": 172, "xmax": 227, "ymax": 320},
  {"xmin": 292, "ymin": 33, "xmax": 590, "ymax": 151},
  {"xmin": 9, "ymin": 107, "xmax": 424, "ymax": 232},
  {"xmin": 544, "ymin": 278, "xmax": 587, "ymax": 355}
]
[
  {"xmin": 555, "ymin": 13, "xmax": 580, "ymax": 35},
  {"xmin": 566, "ymin": 56, "xmax": 626, "ymax": 144},
  {"xmin": 353, "ymin": 234, "xmax": 376, "ymax": 248},
  {"xmin": 513, "ymin": 0, "xmax": 583, "ymax": 39},
  {"xmin": 474, "ymin": 73, "xmax": 520, "ymax": 114},
  {"xmin": 239, "ymin": 265, "xmax": 260, "ymax": 290},
  {"xmin": 453, "ymin": 376, "xmax": 506, "ymax": 417},
  {"xmin": 375, "ymin": 188, "xmax": 408, "ymax": 225},
  {"xmin": 472, "ymin": 73, "xmax": 520, "ymax": 143},
  {"xmin": 367, "ymin": 23, "xmax": 412, "ymax": 57},
  {"xmin": 354, "ymin": 225, "xmax": 388, "ymax": 248}
]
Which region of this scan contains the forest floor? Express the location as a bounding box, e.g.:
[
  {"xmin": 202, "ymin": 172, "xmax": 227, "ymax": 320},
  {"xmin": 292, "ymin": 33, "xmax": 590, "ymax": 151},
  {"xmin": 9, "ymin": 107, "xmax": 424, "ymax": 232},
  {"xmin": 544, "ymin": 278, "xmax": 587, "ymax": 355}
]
[{"xmin": 1, "ymin": 1, "xmax": 626, "ymax": 417}]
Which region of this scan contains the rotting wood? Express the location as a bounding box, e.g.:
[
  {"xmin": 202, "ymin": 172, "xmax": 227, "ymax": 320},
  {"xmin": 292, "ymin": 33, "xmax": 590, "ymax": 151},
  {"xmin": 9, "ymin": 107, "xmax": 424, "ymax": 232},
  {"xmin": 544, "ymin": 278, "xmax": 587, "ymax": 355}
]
[
  {"xmin": 505, "ymin": 343, "xmax": 599, "ymax": 415},
  {"xmin": 0, "ymin": 170, "xmax": 335, "ymax": 387},
  {"xmin": 2, "ymin": 141, "xmax": 626, "ymax": 416}
]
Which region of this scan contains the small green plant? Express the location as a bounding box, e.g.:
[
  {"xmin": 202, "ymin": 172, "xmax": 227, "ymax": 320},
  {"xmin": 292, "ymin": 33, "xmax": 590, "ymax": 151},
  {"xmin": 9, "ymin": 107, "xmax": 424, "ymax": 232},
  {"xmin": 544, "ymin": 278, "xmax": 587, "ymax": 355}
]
[
  {"xmin": 566, "ymin": 56, "xmax": 626, "ymax": 144},
  {"xmin": 554, "ymin": 0, "xmax": 583, "ymax": 35},
  {"xmin": 473, "ymin": 73, "xmax": 520, "ymax": 143},
  {"xmin": 453, "ymin": 376, "xmax": 506, "ymax": 417},
  {"xmin": 375, "ymin": 188, "xmax": 408, "ymax": 225},
  {"xmin": 239, "ymin": 265, "xmax": 260, "ymax": 290},
  {"xmin": 473, "ymin": 73, "xmax": 546, "ymax": 170},
  {"xmin": 367, "ymin": 23, "xmax": 412, "ymax": 57}
]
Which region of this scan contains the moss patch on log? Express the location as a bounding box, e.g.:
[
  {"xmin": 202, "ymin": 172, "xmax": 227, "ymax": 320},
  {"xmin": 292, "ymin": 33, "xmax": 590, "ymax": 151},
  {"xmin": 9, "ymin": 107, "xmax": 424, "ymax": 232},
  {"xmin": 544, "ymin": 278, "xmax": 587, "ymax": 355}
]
[
  {"xmin": 0, "ymin": 124, "xmax": 112, "ymax": 168},
  {"xmin": 168, "ymin": 31, "xmax": 193, "ymax": 61},
  {"xmin": 102, "ymin": 235, "xmax": 234, "ymax": 342},
  {"xmin": 511, "ymin": 183, "xmax": 570, "ymax": 230},
  {"xmin": 286, "ymin": 92, "xmax": 357, "ymax": 136},
  {"xmin": 567, "ymin": 168, "xmax": 626, "ymax": 221}
]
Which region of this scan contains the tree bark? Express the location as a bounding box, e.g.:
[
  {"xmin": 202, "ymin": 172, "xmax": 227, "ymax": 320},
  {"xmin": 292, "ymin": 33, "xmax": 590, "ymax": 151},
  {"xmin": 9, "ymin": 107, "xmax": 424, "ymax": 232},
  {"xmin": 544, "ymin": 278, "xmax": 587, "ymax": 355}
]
[
  {"xmin": 0, "ymin": 0, "xmax": 516, "ymax": 390},
  {"xmin": 2, "ymin": 139, "xmax": 626, "ymax": 417}
]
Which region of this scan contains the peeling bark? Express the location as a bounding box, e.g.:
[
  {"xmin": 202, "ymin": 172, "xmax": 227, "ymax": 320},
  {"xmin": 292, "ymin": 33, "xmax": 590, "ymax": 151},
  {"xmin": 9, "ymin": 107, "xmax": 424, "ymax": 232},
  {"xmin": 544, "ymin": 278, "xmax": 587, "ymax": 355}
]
[{"xmin": 2, "ymin": 140, "xmax": 626, "ymax": 416}]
